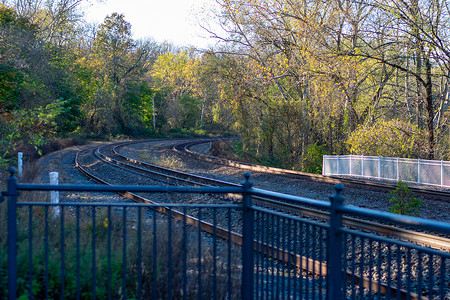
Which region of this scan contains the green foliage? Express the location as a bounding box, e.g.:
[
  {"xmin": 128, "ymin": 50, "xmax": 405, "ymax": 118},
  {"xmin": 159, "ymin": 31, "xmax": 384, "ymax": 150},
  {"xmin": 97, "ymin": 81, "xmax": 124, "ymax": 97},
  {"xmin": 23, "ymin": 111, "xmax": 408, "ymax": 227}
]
[
  {"xmin": 0, "ymin": 4, "xmax": 16, "ymax": 24},
  {"xmin": 0, "ymin": 4, "xmax": 229, "ymax": 140},
  {"xmin": 303, "ymin": 143, "xmax": 328, "ymax": 174},
  {"xmin": 123, "ymin": 80, "xmax": 155, "ymax": 130},
  {"xmin": 0, "ymin": 100, "xmax": 66, "ymax": 165},
  {"xmin": 0, "ymin": 63, "xmax": 22, "ymax": 110},
  {"xmin": 151, "ymin": 51, "xmax": 210, "ymax": 132},
  {"xmin": 93, "ymin": 13, "xmax": 134, "ymax": 60},
  {"xmin": 388, "ymin": 181, "xmax": 422, "ymax": 217},
  {"xmin": 178, "ymin": 93, "xmax": 202, "ymax": 129},
  {"xmin": 0, "ymin": 3, "xmax": 37, "ymax": 31},
  {"xmin": 346, "ymin": 120, "xmax": 428, "ymax": 158}
]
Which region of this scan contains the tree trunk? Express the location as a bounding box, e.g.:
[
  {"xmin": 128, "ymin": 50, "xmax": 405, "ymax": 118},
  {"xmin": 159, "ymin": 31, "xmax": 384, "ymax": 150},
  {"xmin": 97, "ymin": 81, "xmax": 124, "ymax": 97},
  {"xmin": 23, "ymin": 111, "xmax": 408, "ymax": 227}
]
[{"xmin": 425, "ymin": 56, "xmax": 434, "ymax": 159}]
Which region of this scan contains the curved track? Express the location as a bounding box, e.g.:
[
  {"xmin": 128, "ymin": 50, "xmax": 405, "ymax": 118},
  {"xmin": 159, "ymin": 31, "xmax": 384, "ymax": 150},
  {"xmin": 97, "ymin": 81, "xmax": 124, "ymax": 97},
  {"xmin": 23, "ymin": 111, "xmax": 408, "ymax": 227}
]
[
  {"xmin": 177, "ymin": 140, "xmax": 450, "ymax": 202},
  {"xmin": 74, "ymin": 139, "xmax": 449, "ymax": 300},
  {"xmin": 110, "ymin": 141, "xmax": 450, "ymax": 251}
]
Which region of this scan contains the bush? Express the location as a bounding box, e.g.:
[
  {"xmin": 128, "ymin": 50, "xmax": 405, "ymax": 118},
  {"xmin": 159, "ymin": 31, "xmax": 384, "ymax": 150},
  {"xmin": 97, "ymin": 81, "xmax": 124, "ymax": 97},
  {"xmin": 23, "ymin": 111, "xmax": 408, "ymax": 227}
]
[
  {"xmin": 302, "ymin": 142, "xmax": 328, "ymax": 174},
  {"xmin": 388, "ymin": 181, "xmax": 422, "ymax": 217},
  {"xmin": 346, "ymin": 119, "xmax": 428, "ymax": 158}
]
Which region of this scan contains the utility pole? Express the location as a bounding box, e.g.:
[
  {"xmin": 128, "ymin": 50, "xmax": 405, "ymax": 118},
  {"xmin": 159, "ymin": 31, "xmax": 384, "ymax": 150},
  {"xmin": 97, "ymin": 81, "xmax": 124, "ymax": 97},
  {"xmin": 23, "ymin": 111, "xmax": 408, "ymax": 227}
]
[{"xmin": 152, "ymin": 95, "xmax": 156, "ymax": 131}]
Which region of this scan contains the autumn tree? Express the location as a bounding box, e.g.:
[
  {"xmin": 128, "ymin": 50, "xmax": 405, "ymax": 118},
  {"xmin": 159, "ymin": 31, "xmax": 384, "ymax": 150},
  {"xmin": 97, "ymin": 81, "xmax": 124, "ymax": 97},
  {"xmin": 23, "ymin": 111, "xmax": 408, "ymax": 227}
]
[
  {"xmin": 0, "ymin": 3, "xmax": 78, "ymax": 162},
  {"xmin": 0, "ymin": 4, "xmax": 36, "ymax": 111},
  {"xmin": 196, "ymin": 51, "xmax": 234, "ymax": 131},
  {"xmin": 152, "ymin": 51, "xmax": 202, "ymax": 130},
  {"xmin": 89, "ymin": 13, "xmax": 150, "ymax": 133},
  {"xmin": 342, "ymin": 0, "xmax": 450, "ymax": 159},
  {"xmin": 208, "ymin": 0, "xmax": 450, "ymax": 168},
  {"xmin": 4, "ymin": 0, "xmax": 84, "ymax": 46}
]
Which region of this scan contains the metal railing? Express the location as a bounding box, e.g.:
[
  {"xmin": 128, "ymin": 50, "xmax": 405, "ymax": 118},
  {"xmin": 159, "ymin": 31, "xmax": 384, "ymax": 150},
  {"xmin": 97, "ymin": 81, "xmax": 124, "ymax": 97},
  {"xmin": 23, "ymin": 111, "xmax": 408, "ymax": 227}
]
[
  {"xmin": 323, "ymin": 154, "xmax": 450, "ymax": 187},
  {"xmin": 1, "ymin": 168, "xmax": 449, "ymax": 299}
]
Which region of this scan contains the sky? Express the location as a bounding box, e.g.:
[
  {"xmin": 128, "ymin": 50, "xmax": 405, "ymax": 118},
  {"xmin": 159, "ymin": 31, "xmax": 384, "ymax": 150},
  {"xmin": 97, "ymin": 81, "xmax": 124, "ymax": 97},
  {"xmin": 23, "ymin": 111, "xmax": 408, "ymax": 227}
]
[{"xmin": 81, "ymin": 0, "xmax": 219, "ymax": 49}]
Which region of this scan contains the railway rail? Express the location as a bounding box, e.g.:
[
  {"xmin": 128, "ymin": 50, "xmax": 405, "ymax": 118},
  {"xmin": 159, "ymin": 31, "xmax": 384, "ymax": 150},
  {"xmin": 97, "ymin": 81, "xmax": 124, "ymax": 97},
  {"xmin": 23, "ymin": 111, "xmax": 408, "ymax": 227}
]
[
  {"xmin": 175, "ymin": 139, "xmax": 450, "ymax": 202},
  {"xmin": 73, "ymin": 139, "xmax": 449, "ymax": 300},
  {"xmin": 107, "ymin": 139, "xmax": 449, "ymax": 251}
]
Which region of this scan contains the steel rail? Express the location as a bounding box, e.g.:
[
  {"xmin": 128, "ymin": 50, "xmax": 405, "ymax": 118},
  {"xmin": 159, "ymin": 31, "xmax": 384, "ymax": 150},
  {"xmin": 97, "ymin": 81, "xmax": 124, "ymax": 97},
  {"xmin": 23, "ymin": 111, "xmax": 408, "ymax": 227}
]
[
  {"xmin": 76, "ymin": 142, "xmax": 427, "ymax": 300},
  {"xmin": 111, "ymin": 140, "xmax": 450, "ymax": 251},
  {"xmin": 178, "ymin": 140, "xmax": 450, "ymax": 202}
]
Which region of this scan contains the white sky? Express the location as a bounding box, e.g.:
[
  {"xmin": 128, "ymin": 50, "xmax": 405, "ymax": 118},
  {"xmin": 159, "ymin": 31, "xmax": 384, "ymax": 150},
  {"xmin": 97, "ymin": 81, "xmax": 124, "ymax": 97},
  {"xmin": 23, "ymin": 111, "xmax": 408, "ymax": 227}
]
[{"xmin": 81, "ymin": 0, "xmax": 219, "ymax": 48}]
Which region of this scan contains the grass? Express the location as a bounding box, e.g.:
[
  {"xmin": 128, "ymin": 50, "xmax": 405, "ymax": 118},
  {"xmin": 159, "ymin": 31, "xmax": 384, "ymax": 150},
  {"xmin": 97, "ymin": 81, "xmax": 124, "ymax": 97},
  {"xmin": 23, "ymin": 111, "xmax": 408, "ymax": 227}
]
[
  {"xmin": 1, "ymin": 202, "xmax": 242, "ymax": 299},
  {"xmin": 140, "ymin": 153, "xmax": 187, "ymax": 171}
]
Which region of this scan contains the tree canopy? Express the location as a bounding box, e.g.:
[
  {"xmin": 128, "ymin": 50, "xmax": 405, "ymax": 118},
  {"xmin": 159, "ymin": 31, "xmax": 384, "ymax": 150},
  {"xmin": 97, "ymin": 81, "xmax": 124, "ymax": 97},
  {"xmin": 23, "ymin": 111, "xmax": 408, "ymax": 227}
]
[{"xmin": 1, "ymin": 0, "xmax": 450, "ymax": 171}]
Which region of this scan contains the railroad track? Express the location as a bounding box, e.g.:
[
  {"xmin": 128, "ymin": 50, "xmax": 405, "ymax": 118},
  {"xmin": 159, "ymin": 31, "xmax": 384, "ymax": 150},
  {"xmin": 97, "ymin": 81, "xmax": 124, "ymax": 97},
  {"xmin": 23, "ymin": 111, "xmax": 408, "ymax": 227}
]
[
  {"xmin": 175, "ymin": 139, "xmax": 450, "ymax": 202},
  {"xmin": 110, "ymin": 139, "xmax": 450, "ymax": 251},
  {"xmin": 74, "ymin": 140, "xmax": 449, "ymax": 300}
]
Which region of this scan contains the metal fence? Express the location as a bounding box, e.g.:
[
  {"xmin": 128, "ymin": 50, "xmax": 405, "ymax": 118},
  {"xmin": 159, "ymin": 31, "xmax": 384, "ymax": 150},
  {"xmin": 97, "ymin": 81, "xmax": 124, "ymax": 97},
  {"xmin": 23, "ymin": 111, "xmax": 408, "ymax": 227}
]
[
  {"xmin": 323, "ymin": 154, "xmax": 450, "ymax": 187},
  {"xmin": 1, "ymin": 168, "xmax": 449, "ymax": 299}
]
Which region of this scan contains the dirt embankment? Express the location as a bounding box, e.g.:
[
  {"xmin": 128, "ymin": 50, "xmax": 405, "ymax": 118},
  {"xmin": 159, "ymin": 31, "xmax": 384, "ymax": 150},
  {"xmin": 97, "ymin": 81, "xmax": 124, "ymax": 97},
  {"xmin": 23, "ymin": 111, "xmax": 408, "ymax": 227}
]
[{"xmin": 210, "ymin": 140, "xmax": 252, "ymax": 162}]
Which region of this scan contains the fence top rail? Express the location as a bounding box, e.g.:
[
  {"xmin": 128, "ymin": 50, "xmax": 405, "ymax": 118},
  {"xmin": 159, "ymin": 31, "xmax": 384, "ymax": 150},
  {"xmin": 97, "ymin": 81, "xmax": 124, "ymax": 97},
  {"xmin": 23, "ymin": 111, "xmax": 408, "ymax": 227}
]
[
  {"xmin": 16, "ymin": 183, "xmax": 246, "ymax": 194},
  {"xmin": 16, "ymin": 183, "xmax": 331, "ymax": 210},
  {"xmin": 15, "ymin": 201, "xmax": 241, "ymax": 209},
  {"xmin": 324, "ymin": 154, "xmax": 450, "ymax": 165},
  {"xmin": 251, "ymin": 188, "xmax": 331, "ymax": 210},
  {"xmin": 253, "ymin": 205, "xmax": 329, "ymax": 228},
  {"xmin": 340, "ymin": 205, "xmax": 450, "ymax": 235},
  {"xmin": 341, "ymin": 226, "xmax": 450, "ymax": 258},
  {"xmin": 5, "ymin": 170, "xmax": 449, "ymax": 236}
]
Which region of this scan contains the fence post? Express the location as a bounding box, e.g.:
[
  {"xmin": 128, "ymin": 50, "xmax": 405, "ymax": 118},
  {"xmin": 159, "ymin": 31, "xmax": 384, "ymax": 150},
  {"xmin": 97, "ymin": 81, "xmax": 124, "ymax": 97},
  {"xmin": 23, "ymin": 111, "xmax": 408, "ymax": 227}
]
[
  {"xmin": 378, "ymin": 156, "xmax": 381, "ymax": 179},
  {"xmin": 361, "ymin": 155, "xmax": 364, "ymax": 177},
  {"xmin": 50, "ymin": 172, "xmax": 60, "ymax": 218},
  {"xmin": 396, "ymin": 157, "xmax": 399, "ymax": 181},
  {"xmin": 241, "ymin": 172, "xmax": 254, "ymax": 299},
  {"xmin": 441, "ymin": 160, "xmax": 444, "ymax": 187},
  {"xmin": 322, "ymin": 155, "xmax": 326, "ymax": 175},
  {"xmin": 5, "ymin": 167, "xmax": 19, "ymax": 300},
  {"xmin": 349, "ymin": 154, "xmax": 352, "ymax": 176},
  {"xmin": 337, "ymin": 155, "xmax": 340, "ymax": 175},
  {"xmin": 328, "ymin": 184, "xmax": 344, "ymax": 300},
  {"xmin": 18, "ymin": 152, "xmax": 23, "ymax": 177},
  {"xmin": 418, "ymin": 158, "xmax": 421, "ymax": 184}
]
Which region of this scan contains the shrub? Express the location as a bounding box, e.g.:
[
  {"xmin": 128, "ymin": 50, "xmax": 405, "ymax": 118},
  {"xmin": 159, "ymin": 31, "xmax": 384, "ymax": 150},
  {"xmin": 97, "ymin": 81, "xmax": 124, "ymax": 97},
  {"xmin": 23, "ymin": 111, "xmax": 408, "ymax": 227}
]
[
  {"xmin": 388, "ymin": 181, "xmax": 422, "ymax": 217},
  {"xmin": 346, "ymin": 119, "xmax": 428, "ymax": 158},
  {"xmin": 302, "ymin": 142, "xmax": 328, "ymax": 174}
]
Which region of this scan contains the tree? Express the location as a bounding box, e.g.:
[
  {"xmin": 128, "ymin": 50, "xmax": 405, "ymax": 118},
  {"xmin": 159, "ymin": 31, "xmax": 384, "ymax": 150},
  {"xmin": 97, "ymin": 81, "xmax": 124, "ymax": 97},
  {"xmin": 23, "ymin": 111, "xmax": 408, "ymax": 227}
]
[
  {"xmin": 4, "ymin": 0, "xmax": 84, "ymax": 45},
  {"xmin": 196, "ymin": 51, "xmax": 234, "ymax": 131},
  {"xmin": 208, "ymin": 0, "xmax": 450, "ymax": 168},
  {"xmin": 347, "ymin": 0, "xmax": 450, "ymax": 159},
  {"xmin": 152, "ymin": 51, "xmax": 202, "ymax": 130},
  {"xmin": 0, "ymin": 3, "xmax": 40, "ymax": 110},
  {"xmin": 90, "ymin": 13, "xmax": 150, "ymax": 133}
]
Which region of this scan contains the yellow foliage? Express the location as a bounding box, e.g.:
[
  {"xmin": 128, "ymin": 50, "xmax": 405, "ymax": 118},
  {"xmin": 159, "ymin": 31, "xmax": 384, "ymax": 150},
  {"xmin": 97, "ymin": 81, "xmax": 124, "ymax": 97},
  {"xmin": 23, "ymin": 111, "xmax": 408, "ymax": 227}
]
[{"xmin": 346, "ymin": 120, "xmax": 428, "ymax": 158}]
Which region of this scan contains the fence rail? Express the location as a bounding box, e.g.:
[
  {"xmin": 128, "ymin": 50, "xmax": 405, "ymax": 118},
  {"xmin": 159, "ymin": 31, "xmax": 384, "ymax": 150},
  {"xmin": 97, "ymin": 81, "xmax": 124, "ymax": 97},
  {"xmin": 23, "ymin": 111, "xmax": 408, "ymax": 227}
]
[
  {"xmin": 1, "ymin": 168, "xmax": 449, "ymax": 299},
  {"xmin": 323, "ymin": 154, "xmax": 450, "ymax": 187}
]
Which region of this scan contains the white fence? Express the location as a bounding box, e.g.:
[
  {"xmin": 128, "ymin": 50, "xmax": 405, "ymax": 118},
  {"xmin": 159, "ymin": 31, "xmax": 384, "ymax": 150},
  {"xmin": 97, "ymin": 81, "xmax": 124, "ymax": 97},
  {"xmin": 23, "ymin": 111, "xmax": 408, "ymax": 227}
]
[{"xmin": 322, "ymin": 155, "xmax": 450, "ymax": 188}]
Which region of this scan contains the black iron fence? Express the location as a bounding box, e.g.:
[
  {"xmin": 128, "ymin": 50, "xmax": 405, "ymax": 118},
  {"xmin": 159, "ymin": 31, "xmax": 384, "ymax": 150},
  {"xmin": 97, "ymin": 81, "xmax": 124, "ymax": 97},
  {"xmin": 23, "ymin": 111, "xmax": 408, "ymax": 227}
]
[{"xmin": 1, "ymin": 168, "xmax": 449, "ymax": 299}]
